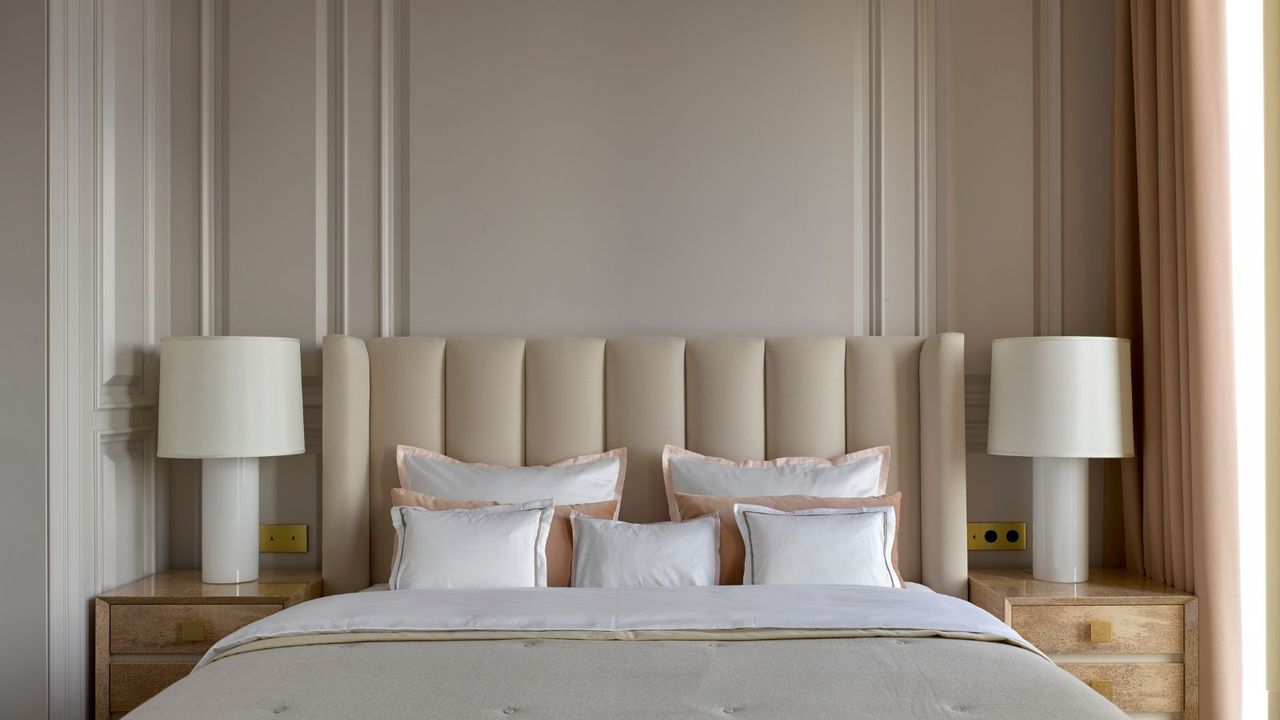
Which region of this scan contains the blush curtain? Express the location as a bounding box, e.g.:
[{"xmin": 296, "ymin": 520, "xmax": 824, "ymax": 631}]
[{"xmin": 1110, "ymin": 0, "xmax": 1240, "ymax": 717}]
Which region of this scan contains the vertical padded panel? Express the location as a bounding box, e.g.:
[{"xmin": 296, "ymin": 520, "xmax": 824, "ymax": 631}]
[
  {"xmin": 685, "ymin": 338, "xmax": 766, "ymax": 460},
  {"xmin": 444, "ymin": 338, "xmax": 526, "ymax": 465},
  {"xmin": 846, "ymin": 337, "xmax": 924, "ymax": 583},
  {"xmin": 525, "ymin": 338, "xmax": 606, "ymax": 465},
  {"xmin": 765, "ymin": 337, "xmax": 847, "ymax": 459},
  {"xmin": 367, "ymin": 337, "xmax": 445, "ymax": 583},
  {"xmin": 920, "ymin": 333, "xmax": 968, "ymax": 598},
  {"xmin": 322, "ymin": 336, "xmax": 370, "ymax": 594},
  {"xmin": 605, "ymin": 338, "xmax": 686, "ymax": 522}
]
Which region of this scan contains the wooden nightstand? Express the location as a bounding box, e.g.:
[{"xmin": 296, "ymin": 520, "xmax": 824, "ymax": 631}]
[
  {"xmin": 969, "ymin": 569, "xmax": 1197, "ymax": 719},
  {"xmin": 95, "ymin": 569, "xmax": 322, "ymax": 719}
]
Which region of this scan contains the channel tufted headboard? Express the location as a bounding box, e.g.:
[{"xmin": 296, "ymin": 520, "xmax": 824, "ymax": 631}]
[{"xmin": 321, "ymin": 334, "xmax": 968, "ymax": 597}]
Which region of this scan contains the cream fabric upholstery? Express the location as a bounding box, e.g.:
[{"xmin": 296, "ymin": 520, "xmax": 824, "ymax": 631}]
[{"xmin": 322, "ymin": 334, "xmax": 969, "ymax": 597}]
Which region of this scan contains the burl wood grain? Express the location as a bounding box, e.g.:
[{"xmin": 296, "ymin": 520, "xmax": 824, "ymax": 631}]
[
  {"xmin": 110, "ymin": 604, "xmax": 281, "ymax": 654},
  {"xmin": 1010, "ymin": 604, "xmax": 1184, "ymax": 655},
  {"xmin": 968, "ymin": 569, "xmax": 1198, "ymax": 719},
  {"xmin": 109, "ymin": 662, "xmax": 195, "ymax": 713},
  {"xmin": 1061, "ymin": 662, "xmax": 1184, "ymax": 713}
]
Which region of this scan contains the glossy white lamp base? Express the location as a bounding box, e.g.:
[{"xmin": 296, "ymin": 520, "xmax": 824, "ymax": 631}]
[
  {"xmin": 201, "ymin": 457, "xmax": 259, "ymax": 584},
  {"xmin": 1032, "ymin": 456, "xmax": 1089, "ymax": 583}
]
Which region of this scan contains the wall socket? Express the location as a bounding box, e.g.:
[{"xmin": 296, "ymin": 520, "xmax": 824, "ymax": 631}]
[
  {"xmin": 259, "ymin": 524, "xmax": 308, "ymax": 553},
  {"xmin": 967, "ymin": 522, "xmax": 1028, "ymax": 551}
]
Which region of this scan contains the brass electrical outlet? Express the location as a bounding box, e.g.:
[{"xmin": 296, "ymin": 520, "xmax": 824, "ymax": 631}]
[
  {"xmin": 259, "ymin": 524, "xmax": 308, "ymax": 553},
  {"xmin": 967, "ymin": 522, "xmax": 1028, "ymax": 550}
]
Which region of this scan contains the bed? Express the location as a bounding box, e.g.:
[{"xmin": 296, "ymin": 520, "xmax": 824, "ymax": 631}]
[{"xmin": 128, "ymin": 335, "xmax": 1126, "ymax": 719}]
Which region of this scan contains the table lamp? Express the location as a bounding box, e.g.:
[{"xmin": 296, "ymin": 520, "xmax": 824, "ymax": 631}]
[
  {"xmin": 986, "ymin": 337, "xmax": 1134, "ymax": 583},
  {"xmin": 157, "ymin": 337, "xmax": 304, "ymax": 584}
]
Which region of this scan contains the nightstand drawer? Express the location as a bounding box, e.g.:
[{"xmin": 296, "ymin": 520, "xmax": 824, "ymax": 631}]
[
  {"xmin": 1009, "ymin": 604, "xmax": 1183, "ymax": 655},
  {"xmin": 1061, "ymin": 662, "xmax": 1184, "ymax": 713},
  {"xmin": 110, "ymin": 604, "xmax": 280, "ymax": 654},
  {"xmin": 108, "ymin": 662, "xmax": 194, "ymax": 714}
]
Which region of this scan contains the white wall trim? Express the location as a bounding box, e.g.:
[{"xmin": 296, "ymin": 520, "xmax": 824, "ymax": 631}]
[
  {"xmin": 317, "ymin": 0, "xmax": 347, "ymax": 340},
  {"xmin": 914, "ymin": 0, "xmax": 938, "ymax": 336},
  {"xmin": 50, "ymin": 1, "xmax": 173, "ymax": 713},
  {"xmin": 866, "ymin": 0, "xmax": 884, "ymax": 336},
  {"xmin": 1034, "ymin": 0, "xmax": 1063, "ymax": 337},
  {"xmin": 47, "ymin": 1, "xmax": 98, "ymax": 715},
  {"xmin": 199, "ymin": 0, "xmax": 226, "ymax": 336},
  {"xmin": 377, "ymin": 0, "xmax": 405, "ymax": 337},
  {"xmin": 932, "ymin": 0, "xmax": 952, "ymax": 333}
]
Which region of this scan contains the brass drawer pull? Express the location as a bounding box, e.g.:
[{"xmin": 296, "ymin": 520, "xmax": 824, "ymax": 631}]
[
  {"xmin": 1089, "ymin": 620, "xmax": 1113, "ymax": 644},
  {"xmin": 1087, "ymin": 679, "xmax": 1115, "ymax": 702},
  {"xmin": 179, "ymin": 619, "xmax": 205, "ymax": 643}
]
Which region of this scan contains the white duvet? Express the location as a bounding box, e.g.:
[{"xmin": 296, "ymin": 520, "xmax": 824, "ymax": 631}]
[{"xmin": 197, "ymin": 583, "xmax": 1044, "ymax": 669}]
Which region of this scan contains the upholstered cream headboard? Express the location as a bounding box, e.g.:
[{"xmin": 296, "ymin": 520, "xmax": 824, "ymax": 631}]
[{"xmin": 322, "ymin": 334, "xmax": 968, "ymax": 597}]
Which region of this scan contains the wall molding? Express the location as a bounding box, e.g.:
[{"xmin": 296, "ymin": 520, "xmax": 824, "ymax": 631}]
[
  {"xmin": 1034, "ymin": 0, "xmax": 1063, "ymax": 337},
  {"xmin": 199, "ymin": 0, "xmax": 227, "ymax": 336},
  {"xmin": 866, "ymin": 0, "xmax": 940, "ymax": 337},
  {"xmin": 50, "ymin": 1, "xmax": 173, "ymax": 714},
  {"xmin": 964, "ymin": 374, "xmax": 991, "ymax": 452},
  {"xmin": 318, "ymin": 0, "xmax": 347, "ymax": 340},
  {"xmin": 47, "ymin": 1, "xmax": 99, "ymax": 713},
  {"xmin": 914, "ymin": 0, "xmax": 939, "ymax": 336},
  {"xmin": 377, "ymin": 0, "xmax": 406, "ymax": 337},
  {"xmin": 862, "ymin": 0, "xmax": 883, "ymax": 336}
]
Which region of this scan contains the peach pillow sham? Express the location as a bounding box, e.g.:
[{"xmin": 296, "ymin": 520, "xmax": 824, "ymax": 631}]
[
  {"xmin": 673, "ymin": 491, "xmax": 902, "ymax": 586},
  {"xmin": 661, "ymin": 445, "xmax": 891, "ymax": 521},
  {"xmin": 390, "ymin": 487, "xmax": 615, "ymax": 588}
]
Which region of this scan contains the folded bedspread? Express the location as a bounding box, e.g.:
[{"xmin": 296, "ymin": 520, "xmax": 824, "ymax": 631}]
[{"xmin": 128, "ymin": 584, "xmax": 1126, "ymax": 719}]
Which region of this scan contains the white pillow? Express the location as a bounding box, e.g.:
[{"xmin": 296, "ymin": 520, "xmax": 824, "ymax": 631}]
[
  {"xmin": 662, "ymin": 445, "xmax": 889, "ymax": 520},
  {"xmin": 389, "ymin": 499, "xmax": 555, "ymax": 589},
  {"xmin": 733, "ymin": 502, "xmax": 901, "ymax": 588},
  {"xmin": 569, "ymin": 513, "xmax": 720, "ymax": 588},
  {"xmin": 398, "ymin": 445, "xmax": 625, "ymax": 507}
]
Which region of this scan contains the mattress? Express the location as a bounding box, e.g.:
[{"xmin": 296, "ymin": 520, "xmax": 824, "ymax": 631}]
[{"xmin": 127, "ymin": 584, "xmax": 1126, "ymax": 719}]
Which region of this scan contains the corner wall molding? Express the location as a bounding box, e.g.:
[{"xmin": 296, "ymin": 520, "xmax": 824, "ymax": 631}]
[
  {"xmin": 47, "ymin": 2, "xmax": 99, "ymax": 714},
  {"xmin": 1034, "ymin": 0, "xmax": 1063, "ymax": 336}
]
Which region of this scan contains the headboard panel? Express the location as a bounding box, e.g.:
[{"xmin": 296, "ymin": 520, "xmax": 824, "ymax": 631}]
[{"xmin": 322, "ymin": 334, "xmax": 968, "ymax": 597}]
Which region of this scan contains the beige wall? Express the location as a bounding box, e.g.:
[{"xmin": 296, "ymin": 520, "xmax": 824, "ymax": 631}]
[
  {"xmin": 0, "ymin": 1, "xmax": 48, "ymax": 716},
  {"xmin": 155, "ymin": 0, "xmax": 1115, "ymax": 572},
  {"xmin": 1266, "ymin": 0, "xmax": 1279, "ymax": 710},
  {"xmin": 943, "ymin": 0, "xmax": 1114, "ymax": 569}
]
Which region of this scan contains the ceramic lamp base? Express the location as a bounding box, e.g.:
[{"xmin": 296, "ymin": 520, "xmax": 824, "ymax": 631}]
[
  {"xmin": 201, "ymin": 457, "xmax": 259, "ymax": 584},
  {"xmin": 1032, "ymin": 456, "xmax": 1089, "ymax": 583}
]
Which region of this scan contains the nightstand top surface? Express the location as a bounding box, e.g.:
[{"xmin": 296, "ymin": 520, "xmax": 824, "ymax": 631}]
[
  {"xmin": 98, "ymin": 569, "xmax": 323, "ymax": 605},
  {"xmin": 969, "ymin": 568, "xmax": 1193, "ymax": 605}
]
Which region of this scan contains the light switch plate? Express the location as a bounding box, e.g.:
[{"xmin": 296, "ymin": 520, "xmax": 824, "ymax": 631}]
[
  {"xmin": 259, "ymin": 524, "xmax": 308, "ymax": 553},
  {"xmin": 967, "ymin": 522, "xmax": 1028, "ymax": 550}
]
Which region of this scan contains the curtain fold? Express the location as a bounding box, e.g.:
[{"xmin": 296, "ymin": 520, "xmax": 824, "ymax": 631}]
[{"xmin": 1111, "ymin": 1, "xmax": 1240, "ymax": 718}]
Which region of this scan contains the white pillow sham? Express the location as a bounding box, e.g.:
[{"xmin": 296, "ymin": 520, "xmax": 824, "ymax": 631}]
[
  {"xmin": 662, "ymin": 445, "xmax": 890, "ymax": 520},
  {"xmin": 733, "ymin": 502, "xmax": 901, "ymax": 588},
  {"xmin": 389, "ymin": 499, "xmax": 555, "ymax": 590},
  {"xmin": 569, "ymin": 513, "xmax": 720, "ymax": 588},
  {"xmin": 397, "ymin": 445, "xmax": 626, "ymax": 508}
]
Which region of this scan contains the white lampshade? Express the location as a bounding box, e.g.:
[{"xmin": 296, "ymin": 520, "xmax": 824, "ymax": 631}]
[
  {"xmin": 987, "ymin": 336, "xmax": 1135, "ymax": 458},
  {"xmin": 157, "ymin": 336, "xmax": 305, "ymax": 459}
]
